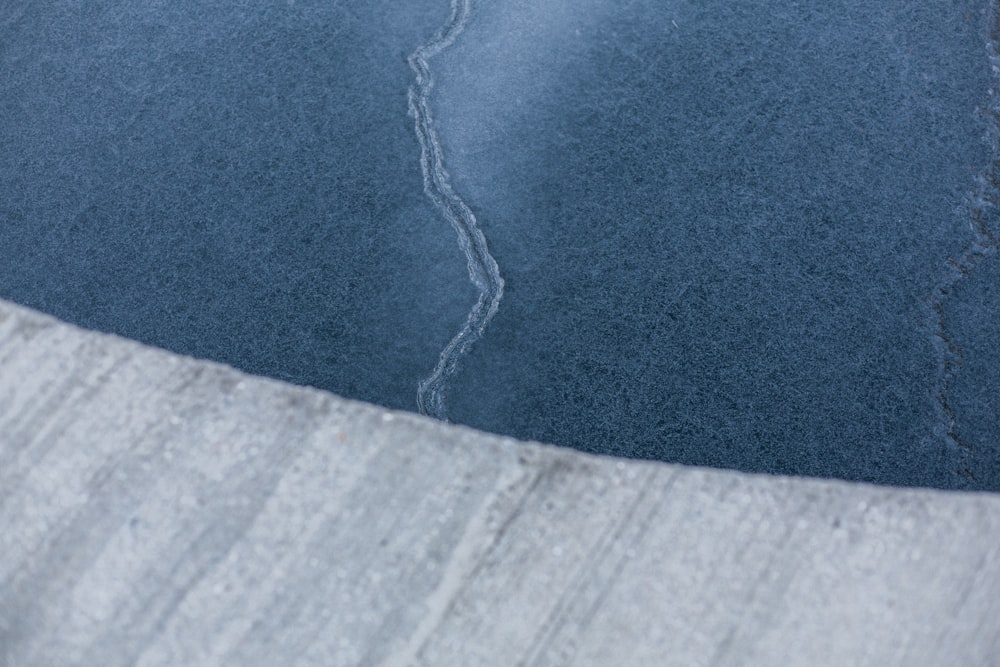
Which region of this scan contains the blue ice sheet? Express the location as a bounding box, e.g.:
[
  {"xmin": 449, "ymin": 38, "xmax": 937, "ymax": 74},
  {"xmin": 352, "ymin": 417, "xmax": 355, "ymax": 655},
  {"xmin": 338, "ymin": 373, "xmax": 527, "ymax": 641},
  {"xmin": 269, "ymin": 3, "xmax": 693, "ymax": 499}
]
[{"xmin": 1, "ymin": 0, "xmax": 997, "ymax": 489}]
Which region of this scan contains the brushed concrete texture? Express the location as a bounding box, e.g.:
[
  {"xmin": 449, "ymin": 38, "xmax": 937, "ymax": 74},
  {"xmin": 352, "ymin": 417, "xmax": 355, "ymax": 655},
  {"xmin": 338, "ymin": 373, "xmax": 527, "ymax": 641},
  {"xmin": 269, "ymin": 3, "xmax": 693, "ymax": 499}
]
[{"xmin": 1, "ymin": 297, "xmax": 999, "ymax": 666}]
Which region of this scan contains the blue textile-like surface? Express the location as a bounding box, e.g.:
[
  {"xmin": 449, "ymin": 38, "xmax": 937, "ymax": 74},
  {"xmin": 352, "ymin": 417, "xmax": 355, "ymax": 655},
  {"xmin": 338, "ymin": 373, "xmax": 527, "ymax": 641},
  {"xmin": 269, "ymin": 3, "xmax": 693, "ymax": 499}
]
[
  {"xmin": 0, "ymin": 1, "xmax": 474, "ymax": 411},
  {"xmin": 436, "ymin": 0, "xmax": 1000, "ymax": 490},
  {"xmin": 1, "ymin": 0, "xmax": 997, "ymax": 489}
]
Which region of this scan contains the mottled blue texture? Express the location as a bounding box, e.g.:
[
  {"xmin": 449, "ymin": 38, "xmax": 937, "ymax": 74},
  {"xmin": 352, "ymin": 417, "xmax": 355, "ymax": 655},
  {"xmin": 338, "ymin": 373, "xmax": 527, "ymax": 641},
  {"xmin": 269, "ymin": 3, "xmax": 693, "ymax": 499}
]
[
  {"xmin": 1, "ymin": 0, "xmax": 997, "ymax": 489},
  {"xmin": 0, "ymin": 0, "xmax": 473, "ymax": 411},
  {"xmin": 434, "ymin": 0, "xmax": 1000, "ymax": 489}
]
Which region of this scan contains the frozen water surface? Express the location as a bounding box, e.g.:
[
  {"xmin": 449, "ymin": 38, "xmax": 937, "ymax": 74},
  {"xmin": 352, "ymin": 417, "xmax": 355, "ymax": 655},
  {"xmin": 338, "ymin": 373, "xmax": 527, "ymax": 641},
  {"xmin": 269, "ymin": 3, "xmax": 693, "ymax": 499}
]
[
  {"xmin": 0, "ymin": 0, "xmax": 474, "ymax": 412},
  {"xmin": 1, "ymin": 0, "xmax": 998, "ymax": 489},
  {"xmin": 433, "ymin": 0, "xmax": 1000, "ymax": 490}
]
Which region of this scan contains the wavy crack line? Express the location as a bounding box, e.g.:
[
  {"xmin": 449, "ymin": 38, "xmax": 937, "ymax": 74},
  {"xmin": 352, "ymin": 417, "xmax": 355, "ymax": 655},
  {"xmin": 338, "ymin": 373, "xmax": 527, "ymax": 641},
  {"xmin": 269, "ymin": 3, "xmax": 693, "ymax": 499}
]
[
  {"xmin": 408, "ymin": 0, "xmax": 503, "ymax": 420},
  {"xmin": 924, "ymin": 7, "xmax": 1000, "ymax": 483}
]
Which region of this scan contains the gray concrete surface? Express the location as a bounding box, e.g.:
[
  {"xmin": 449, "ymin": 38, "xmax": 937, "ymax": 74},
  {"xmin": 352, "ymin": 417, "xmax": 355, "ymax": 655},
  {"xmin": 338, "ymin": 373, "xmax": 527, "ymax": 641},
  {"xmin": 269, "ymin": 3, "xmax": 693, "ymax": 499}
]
[{"xmin": 1, "ymin": 297, "xmax": 998, "ymax": 666}]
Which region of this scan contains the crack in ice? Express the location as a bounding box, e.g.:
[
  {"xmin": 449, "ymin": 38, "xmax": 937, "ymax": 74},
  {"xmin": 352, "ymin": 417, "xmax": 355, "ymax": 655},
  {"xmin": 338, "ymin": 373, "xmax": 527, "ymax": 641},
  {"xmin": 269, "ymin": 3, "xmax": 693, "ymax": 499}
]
[
  {"xmin": 408, "ymin": 0, "xmax": 503, "ymax": 420},
  {"xmin": 924, "ymin": 9, "xmax": 1000, "ymax": 484}
]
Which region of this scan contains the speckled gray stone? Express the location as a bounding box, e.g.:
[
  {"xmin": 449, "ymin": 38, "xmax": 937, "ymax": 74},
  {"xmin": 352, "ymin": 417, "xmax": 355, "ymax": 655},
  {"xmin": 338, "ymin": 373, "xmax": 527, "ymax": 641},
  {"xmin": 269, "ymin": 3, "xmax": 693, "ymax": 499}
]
[{"xmin": 1, "ymin": 298, "xmax": 998, "ymax": 666}]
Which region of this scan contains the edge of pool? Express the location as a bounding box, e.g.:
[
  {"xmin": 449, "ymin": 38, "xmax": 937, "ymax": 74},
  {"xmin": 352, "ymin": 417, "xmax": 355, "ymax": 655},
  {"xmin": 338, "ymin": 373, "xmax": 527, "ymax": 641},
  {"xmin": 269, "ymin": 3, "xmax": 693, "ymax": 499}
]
[{"xmin": 1, "ymin": 297, "xmax": 997, "ymax": 666}]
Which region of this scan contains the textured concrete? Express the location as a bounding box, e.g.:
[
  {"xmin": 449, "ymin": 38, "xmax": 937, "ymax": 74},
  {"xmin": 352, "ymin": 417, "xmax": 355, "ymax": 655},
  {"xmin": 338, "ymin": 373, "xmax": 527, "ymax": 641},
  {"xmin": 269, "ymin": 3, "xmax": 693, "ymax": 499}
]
[{"xmin": 1, "ymin": 297, "xmax": 999, "ymax": 666}]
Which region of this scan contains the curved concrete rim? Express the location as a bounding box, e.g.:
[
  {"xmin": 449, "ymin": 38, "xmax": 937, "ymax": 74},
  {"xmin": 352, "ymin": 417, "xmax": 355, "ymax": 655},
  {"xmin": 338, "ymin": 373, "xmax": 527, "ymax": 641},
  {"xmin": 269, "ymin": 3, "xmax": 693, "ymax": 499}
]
[{"xmin": 1, "ymin": 298, "xmax": 998, "ymax": 666}]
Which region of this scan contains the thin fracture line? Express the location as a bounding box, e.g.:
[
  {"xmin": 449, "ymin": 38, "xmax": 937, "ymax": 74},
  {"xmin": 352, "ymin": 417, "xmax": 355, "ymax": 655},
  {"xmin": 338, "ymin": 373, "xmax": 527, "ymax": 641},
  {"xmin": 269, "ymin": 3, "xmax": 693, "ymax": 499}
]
[
  {"xmin": 408, "ymin": 0, "xmax": 504, "ymax": 420},
  {"xmin": 923, "ymin": 9, "xmax": 1000, "ymax": 484}
]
